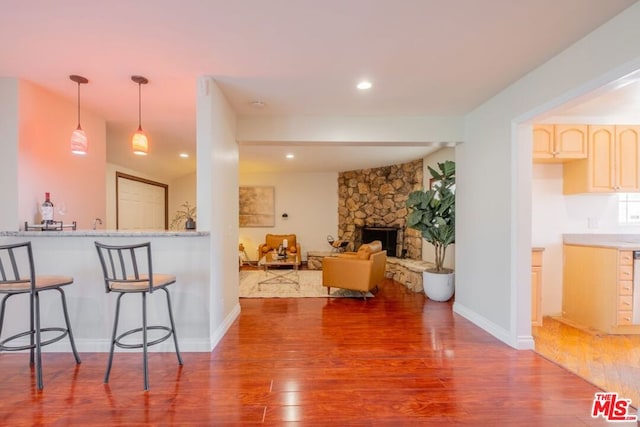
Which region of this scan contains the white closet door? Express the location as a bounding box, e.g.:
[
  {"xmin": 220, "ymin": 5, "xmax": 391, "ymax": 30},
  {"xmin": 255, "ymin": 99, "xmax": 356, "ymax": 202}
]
[{"xmin": 117, "ymin": 175, "xmax": 166, "ymax": 230}]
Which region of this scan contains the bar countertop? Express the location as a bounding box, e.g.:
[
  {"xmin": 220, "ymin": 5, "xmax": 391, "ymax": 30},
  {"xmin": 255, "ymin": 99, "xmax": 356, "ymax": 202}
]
[
  {"xmin": 0, "ymin": 230, "xmax": 210, "ymax": 237},
  {"xmin": 0, "ymin": 228, "xmax": 219, "ymax": 353}
]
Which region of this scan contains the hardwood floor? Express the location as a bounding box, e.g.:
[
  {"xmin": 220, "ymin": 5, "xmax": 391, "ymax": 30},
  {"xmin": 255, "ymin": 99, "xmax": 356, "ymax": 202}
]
[
  {"xmin": 533, "ymin": 316, "xmax": 640, "ymax": 413},
  {"xmin": 0, "ymin": 278, "xmax": 631, "ymax": 426}
]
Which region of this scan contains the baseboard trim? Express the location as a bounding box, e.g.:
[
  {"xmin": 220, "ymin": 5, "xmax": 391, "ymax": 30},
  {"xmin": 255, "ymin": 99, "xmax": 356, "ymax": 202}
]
[
  {"xmin": 209, "ymin": 302, "xmax": 241, "ymax": 351},
  {"xmin": 7, "ymin": 338, "xmax": 217, "ymax": 353},
  {"xmin": 516, "ymin": 334, "xmax": 535, "ymax": 350},
  {"xmin": 10, "ymin": 302, "xmax": 243, "ymax": 353},
  {"xmin": 453, "ymin": 301, "xmax": 514, "ymax": 348}
]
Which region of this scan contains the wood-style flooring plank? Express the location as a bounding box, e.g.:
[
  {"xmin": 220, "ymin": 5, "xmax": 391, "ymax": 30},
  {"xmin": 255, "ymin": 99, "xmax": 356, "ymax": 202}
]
[
  {"xmin": 533, "ymin": 315, "xmax": 640, "ymax": 413},
  {"xmin": 1, "ymin": 278, "xmax": 634, "ymax": 426}
]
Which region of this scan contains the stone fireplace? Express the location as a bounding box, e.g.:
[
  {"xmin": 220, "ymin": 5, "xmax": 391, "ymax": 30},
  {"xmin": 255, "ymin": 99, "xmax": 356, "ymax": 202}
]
[
  {"xmin": 318, "ymin": 159, "xmax": 435, "ymax": 291},
  {"xmin": 337, "ymin": 159, "xmax": 423, "ymax": 259}
]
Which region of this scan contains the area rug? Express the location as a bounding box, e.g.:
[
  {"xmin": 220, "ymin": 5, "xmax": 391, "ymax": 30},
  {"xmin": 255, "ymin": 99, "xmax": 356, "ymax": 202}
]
[{"xmin": 239, "ymin": 270, "xmax": 374, "ymax": 298}]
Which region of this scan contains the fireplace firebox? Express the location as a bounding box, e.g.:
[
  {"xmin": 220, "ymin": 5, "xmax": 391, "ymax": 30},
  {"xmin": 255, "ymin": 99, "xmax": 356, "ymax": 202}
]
[{"xmin": 359, "ymin": 226, "xmax": 401, "ymax": 257}]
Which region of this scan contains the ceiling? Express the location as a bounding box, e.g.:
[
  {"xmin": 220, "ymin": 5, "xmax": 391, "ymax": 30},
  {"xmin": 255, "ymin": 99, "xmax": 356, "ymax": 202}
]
[{"xmin": 1, "ymin": 0, "xmax": 638, "ymax": 178}]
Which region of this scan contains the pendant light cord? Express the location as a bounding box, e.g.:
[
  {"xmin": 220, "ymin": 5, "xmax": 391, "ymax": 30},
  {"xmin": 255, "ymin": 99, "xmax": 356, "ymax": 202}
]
[
  {"xmin": 76, "ymin": 81, "xmax": 81, "ymax": 128},
  {"xmin": 70, "ymin": 75, "xmax": 88, "ymax": 130},
  {"xmin": 138, "ymin": 82, "xmax": 142, "ymax": 130},
  {"xmin": 130, "ymin": 75, "xmax": 148, "ymax": 133}
]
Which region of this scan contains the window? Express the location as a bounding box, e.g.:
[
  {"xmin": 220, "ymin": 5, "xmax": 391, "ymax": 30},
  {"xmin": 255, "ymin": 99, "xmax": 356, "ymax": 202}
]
[{"xmin": 618, "ymin": 193, "xmax": 640, "ymax": 224}]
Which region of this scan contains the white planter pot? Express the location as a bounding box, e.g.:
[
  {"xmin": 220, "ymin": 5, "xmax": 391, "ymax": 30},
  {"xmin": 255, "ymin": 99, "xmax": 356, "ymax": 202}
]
[{"xmin": 422, "ymin": 270, "xmax": 455, "ymax": 302}]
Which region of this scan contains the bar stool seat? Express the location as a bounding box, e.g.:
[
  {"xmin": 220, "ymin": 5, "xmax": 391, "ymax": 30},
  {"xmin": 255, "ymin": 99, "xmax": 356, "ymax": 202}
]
[
  {"xmin": 0, "ymin": 242, "xmax": 81, "ymax": 390},
  {"xmin": 108, "ymin": 274, "xmax": 175, "ymax": 291},
  {"xmin": 95, "ymin": 241, "xmax": 183, "ymax": 391},
  {"xmin": 0, "ymin": 275, "xmax": 74, "ymax": 291}
]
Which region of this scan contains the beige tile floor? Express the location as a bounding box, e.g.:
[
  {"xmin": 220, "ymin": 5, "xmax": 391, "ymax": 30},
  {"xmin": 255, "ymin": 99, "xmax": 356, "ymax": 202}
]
[{"xmin": 533, "ymin": 316, "xmax": 640, "ymax": 409}]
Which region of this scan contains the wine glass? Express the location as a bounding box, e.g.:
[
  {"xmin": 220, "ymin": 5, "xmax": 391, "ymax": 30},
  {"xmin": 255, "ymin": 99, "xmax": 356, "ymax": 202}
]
[{"xmin": 57, "ymin": 202, "xmax": 67, "ymax": 222}]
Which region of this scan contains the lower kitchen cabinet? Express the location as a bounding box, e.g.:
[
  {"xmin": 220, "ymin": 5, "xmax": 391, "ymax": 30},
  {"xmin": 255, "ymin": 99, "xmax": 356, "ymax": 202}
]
[
  {"xmin": 531, "ymin": 249, "xmax": 543, "ymax": 326},
  {"xmin": 563, "ymin": 244, "xmax": 639, "ymax": 334}
]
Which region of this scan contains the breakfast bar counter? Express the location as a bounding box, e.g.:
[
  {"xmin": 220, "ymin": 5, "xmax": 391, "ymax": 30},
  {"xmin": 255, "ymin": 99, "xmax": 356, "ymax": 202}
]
[
  {"xmin": 0, "ymin": 230, "xmax": 210, "ymax": 238},
  {"xmin": 0, "ymin": 230, "xmax": 233, "ymax": 353}
]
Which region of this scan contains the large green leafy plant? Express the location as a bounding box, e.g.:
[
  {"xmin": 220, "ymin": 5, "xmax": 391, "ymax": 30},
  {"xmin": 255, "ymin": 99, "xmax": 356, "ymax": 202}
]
[{"xmin": 405, "ymin": 160, "xmax": 455, "ymax": 273}]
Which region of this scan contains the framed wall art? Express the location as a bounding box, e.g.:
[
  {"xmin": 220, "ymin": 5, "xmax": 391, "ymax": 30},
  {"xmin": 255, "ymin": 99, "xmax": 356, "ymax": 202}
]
[{"xmin": 239, "ymin": 186, "xmax": 275, "ymax": 227}]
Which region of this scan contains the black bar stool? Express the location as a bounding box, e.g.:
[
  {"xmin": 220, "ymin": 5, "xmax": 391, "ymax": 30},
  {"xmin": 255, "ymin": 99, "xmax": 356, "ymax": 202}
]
[
  {"xmin": 94, "ymin": 241, "xmax": 183, "ymax": 391},
  {"xmin": 0, "ymin": 241, "xmax": 81, "ymax": 390}
]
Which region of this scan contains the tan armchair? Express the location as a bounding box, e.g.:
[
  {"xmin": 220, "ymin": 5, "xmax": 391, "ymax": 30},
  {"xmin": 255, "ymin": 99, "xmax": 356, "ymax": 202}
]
[
  {"xmin": 258, "ymin": 234, "xmax": 301, "ymax": 264},
  {"xmin": 322, "ymin": 240, "xmax": 387, "ymax": 297}
]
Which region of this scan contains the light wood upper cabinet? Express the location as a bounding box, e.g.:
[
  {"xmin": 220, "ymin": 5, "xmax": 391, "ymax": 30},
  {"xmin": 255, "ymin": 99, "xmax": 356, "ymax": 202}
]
[
  {"xmin": 533, "ymin": 124, "xmax": 587, "ymax": 162},
  {"xmin": 617, "ymin": 126, "xmax": 640, "ymax": 191},
  {"xmin": 532, "ymin": 125, "xmax": 554, "ymax": 160},
  {"xmin": 563, "ymin": 125, "xmax": 640, "ymax": 194},
  {"xmin": 555, "ymin": 125, "xmax": 589, "ymax": 159}
]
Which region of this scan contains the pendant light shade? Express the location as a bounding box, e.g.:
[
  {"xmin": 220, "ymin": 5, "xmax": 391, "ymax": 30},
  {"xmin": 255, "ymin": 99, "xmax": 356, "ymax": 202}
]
[
  {"xmin": 131, "ymin": 75, "xmax": 149, "ymax": 155},
  {"xmin": 69, "ymin": 75, "xmax": 89, "ymax": 155},
  {"xmin": 132, "ymin": 126, "xmax": 149, "ymax": 155}
]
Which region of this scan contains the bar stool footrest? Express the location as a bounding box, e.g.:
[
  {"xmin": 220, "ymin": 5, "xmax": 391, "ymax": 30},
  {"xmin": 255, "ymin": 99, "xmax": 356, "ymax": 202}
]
[
  {"xmin": 114, "ymin": 325, "xmax": 173, "ymax": 350},
  {"xmin": 0, "ymin": 327, "xmax": 69, "ymax": 351}
]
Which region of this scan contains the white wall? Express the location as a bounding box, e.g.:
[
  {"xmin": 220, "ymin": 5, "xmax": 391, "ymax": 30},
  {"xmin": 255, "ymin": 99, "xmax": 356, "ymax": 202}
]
[
  {"xmin": 196, "ymin": 77, "xmax": 240, "ymax": 348},
  {"xmin": 457, "ymin": 2, "xmax": 640, "ymax": 349},
  {"xmin": 457, "ymin": 113, "xmax": 514, "ymax": 343},
  {"xmin": 0, "ymin": 79, "xmax": 19, "ymax": 230},
  {"xmin": 532, "ymin": 163, "xmax": 640, "ymax": 316},
  {"xmin": 239, "ymin": 171, "xmax": 338, "ymax": 261},
  {"xmin": 169, "ymin": 172, "xmax": 197, "ymax": 229},
  {"xmin": 18, "ymin": 80, "xmax": 107, "ymax": 230},
  {"xmin": 237, "ymin": 115, "xmax": 464, "ymax": 144},
  {"xmin": 0, "ymin": 79, "xmax": 107, "ymax": 231},
  {"xmin": 532, "ymin": 164, "xmax": 573, "ymax": 317},
  {"xmin": 2, "ymin": 81, "xmax": 194, "ymax": 233}
]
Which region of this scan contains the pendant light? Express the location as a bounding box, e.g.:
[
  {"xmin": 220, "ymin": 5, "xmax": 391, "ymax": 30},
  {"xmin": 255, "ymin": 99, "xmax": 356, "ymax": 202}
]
[
  {"xmin": 131, "ymin": 75, "xmax": 149, "ymax": 155},
  {"xmin": 69, "ymin": 75, "xmax": 89, "ymax": 155}
]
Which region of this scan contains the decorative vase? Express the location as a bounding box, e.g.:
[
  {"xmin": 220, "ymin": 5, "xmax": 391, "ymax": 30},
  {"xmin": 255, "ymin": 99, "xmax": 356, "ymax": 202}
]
[
  {"xmin": 422, "ymin": 270, "xmax": 455, "ymax": 301},
  {"xmin": 185, "ymin": 218, "xmax": 196, "ymax": 230}
]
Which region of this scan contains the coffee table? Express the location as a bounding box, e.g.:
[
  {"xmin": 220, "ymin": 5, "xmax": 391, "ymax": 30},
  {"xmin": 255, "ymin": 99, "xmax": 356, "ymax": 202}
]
[{"xmin": 257, "ymin": 252, "xmax": 300, "ymax": 289}]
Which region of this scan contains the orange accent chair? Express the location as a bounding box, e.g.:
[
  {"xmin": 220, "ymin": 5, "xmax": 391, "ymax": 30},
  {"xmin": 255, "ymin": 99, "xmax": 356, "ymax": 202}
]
[
  {"xmin": 322, "ymin": 240, "xmax": 387, "ymax": 297},
  {"xmin": 258, "ymin": 234, "xmax": 301, "ymax": 264}
]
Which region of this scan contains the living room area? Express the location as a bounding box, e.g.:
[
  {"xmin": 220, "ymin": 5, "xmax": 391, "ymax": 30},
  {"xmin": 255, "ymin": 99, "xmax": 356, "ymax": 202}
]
[{"xmin": 238, "ymin": 145, "xmax": 456, "ymax": 293}]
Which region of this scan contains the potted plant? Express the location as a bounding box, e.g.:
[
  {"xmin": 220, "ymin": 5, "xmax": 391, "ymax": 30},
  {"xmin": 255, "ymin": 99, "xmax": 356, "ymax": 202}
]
[
  {"xmin": 405, "ymin": 160, "xmax": 455, "ymax": 301},
  {"xmin": 170, "ymin": 201, "xmax": 197, "ymax": 231}
]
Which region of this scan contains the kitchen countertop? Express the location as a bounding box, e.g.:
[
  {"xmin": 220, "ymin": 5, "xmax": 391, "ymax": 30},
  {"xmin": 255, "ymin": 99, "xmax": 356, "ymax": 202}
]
[{"xmin": 564, "ymin": 233, "xmax": 640, "ymax": 249}]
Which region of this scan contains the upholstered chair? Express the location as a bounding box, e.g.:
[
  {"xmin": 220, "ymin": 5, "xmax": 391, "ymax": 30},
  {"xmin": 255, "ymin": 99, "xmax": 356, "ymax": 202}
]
[
  {"xmin": 258, "ymin": 234, "xmax": 301, "ymax": 264},
  {"xmin": 321, "ymin": 240, "xmax": 387, "ymax": 298}
]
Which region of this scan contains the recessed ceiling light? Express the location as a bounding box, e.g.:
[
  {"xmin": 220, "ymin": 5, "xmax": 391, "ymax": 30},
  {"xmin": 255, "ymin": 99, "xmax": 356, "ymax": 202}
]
[
  {"xmin": 250, "ymin": 100, "xmax": 266, "ymax": 108},
  {"xmin": 286, "ymin": 153, "xmax": 295, "ymax": 159},
  {"xmin": 357, "ymin": 80, "xmax": 372, "ymax": 90},
  {"xmin": 179, "ymin": 153, "xmax": 189, "ymax": 158}
]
